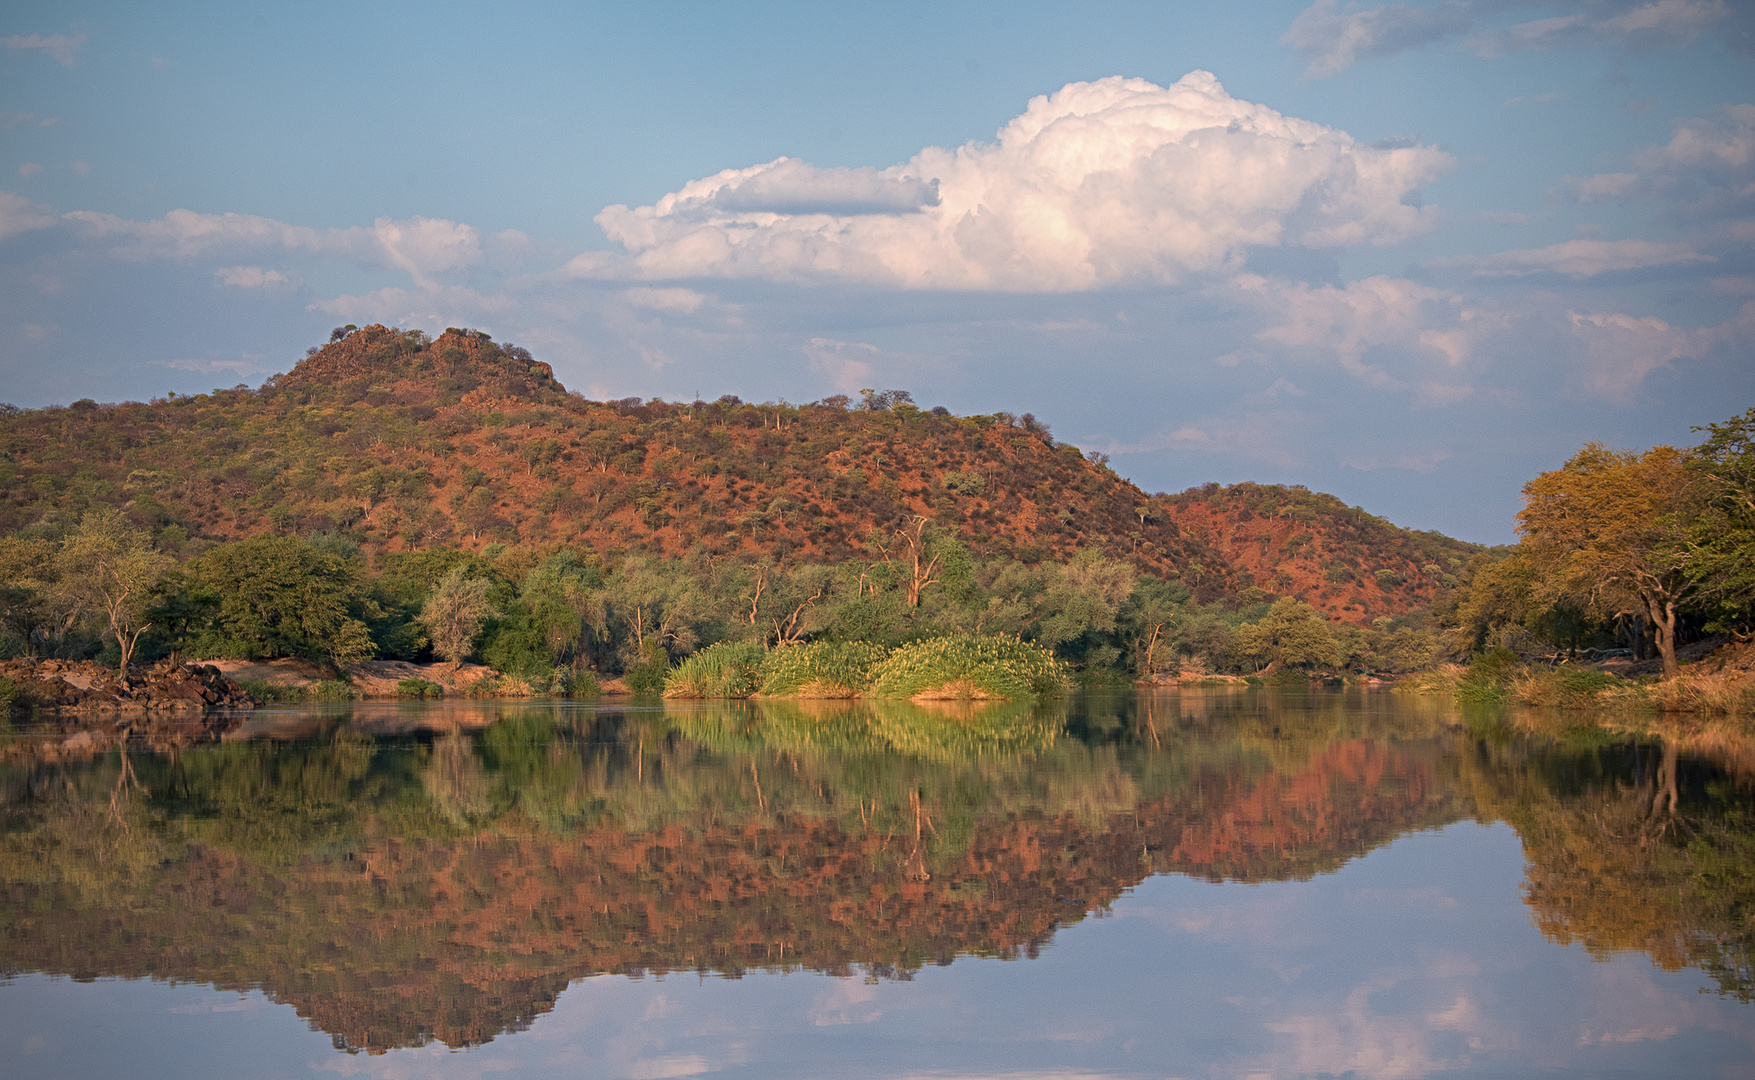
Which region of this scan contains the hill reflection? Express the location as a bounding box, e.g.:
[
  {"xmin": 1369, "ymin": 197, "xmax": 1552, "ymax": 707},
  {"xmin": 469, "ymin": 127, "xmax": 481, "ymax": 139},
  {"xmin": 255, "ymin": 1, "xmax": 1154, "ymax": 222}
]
[{"xmin": 0, "ymin": 690, "xmax": 1749, "ymax": 1053}]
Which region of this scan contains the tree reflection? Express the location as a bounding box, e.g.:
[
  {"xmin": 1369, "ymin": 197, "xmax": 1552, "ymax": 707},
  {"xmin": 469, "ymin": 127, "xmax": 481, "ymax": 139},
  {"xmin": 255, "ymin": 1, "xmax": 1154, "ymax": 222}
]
[
  {"xmin": 0, "ymin": 690, "xmax": 1749, "ymax": 1052},
  {"xmin": 1475, "ymin": 728, "xmax": 1755, "ymax": 1002}
]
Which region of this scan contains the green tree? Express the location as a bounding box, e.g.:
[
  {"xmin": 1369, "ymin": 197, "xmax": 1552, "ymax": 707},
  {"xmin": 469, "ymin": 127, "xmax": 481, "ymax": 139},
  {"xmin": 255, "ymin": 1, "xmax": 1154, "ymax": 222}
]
[
  {"xmin": 55, "ymin": 509, "xmax": 174, "ymax": 673},
  {"xmin": 1517, "ymin": 442, "xmax": 1695, "ymax": 678},
  {"xmin": 1119, "ymin": 576, "xmax": 1190, "ymax": 678},
  {"xmin": 0, "ymin": 537, "xmax": 63, "ymax": 658},
  {"xmin": 596, "ymin": 557, "xmax": 704, "ymax": 671},
  {"xmin": 1233, "ymin": 598, "xmax": 1339, "ymax": 674},
  {"xmin": 1684, "ymin": 408, "xmax": 1755, "ymax": 633},
  {"xmin": 179, "ymin": 536, "xmax": 377, "ymax": 669},
  {"xmin": 417, "ymin": 567, "xmax": 497, "ymax": 668},
  {"xmin": 1030, "ymin": 549, "xmax": 1136, "ymax": 666}
]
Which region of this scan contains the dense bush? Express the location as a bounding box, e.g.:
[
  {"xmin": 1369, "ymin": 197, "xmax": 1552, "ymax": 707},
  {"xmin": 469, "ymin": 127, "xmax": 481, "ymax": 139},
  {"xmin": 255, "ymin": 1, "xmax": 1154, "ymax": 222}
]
[
  {"xmin": 866, "ymin": 636, "xmax": 1067, "ymax": 700},
  {"xmin": 758, "ymin": 641, "xmax": 891, "ymax": 698},
  {"xmin": 664, "ymin": 643, "xmax": 764, "ymax": 698}
]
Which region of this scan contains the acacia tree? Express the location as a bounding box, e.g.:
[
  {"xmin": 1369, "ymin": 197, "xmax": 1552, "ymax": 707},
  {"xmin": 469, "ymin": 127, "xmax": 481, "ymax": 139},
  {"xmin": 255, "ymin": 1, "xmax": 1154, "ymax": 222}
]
[
  {"xmin": 55, "ymin": 509, "xmax": 173, "ymax": 674},
  {"xmin": 1517, "ymin": 442, "xmax": 1694, "ymax": 678}
]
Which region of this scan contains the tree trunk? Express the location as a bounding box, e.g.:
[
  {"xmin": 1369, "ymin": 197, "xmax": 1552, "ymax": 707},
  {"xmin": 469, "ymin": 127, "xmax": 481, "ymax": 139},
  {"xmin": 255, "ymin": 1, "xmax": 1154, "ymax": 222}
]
[{"xmin": 1648, "ymin": 596, "xmax": 1679, "ymax": 679}]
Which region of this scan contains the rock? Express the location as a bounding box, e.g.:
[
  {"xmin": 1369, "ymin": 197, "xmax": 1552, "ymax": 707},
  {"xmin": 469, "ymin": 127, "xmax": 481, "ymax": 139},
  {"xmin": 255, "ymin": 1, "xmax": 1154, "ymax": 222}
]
[{"xmin": 1, "ymin": 657, "xmax": 260, "ymax": 761}]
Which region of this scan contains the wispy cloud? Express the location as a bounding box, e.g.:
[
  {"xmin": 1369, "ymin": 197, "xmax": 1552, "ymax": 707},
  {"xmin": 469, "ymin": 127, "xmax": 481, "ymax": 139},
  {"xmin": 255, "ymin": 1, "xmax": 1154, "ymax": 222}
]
[
  {"xmin": 154, "ymin": 355, "xmax": 271, "ymax": 378},
  {"xmin": 1563, "ymin": 172, "xmax": 1641, "ymax": 201},
  {"xmin": 4, "ymin": 32, "xmax": 86, "ymax": 67},
  {"xmin": 1103, "ymin": 410, "xmax": 1313, "ymax": 468},
  {"xmin": 1556, "ymin": 104, "xmax": 1755, "ymax": 218},
  {"xmin": 1429, "ymin": 238, "xmax": 1714, "ymax": 278},
  {"xmin": 0, "ymin": 111, "xmax": 58, "ymax": 130},
  {"xmin": 1284, "ymin": 1, "xmax": 1736, "ymax": 77},
  {"xmin": 1284, "ymin": 0, "xmax": 1472, "ymax": 79},
  {"xmin": 61, "ymin": 208, "xmax": 538, "ymax": 288},
  {"xmin": 0, "ymin": 191, "xmax": 56, "ymax": 242},
  {"xmin": 1469, "ymin": 0, "xmax": 1729, "ymax": 56},
  {"xmin": 214, "ymin": 265, "xmax": 302, "ymax": 290},
  {"xmin": 1237, "ymin": 273, "xmax": 1478, "ymax": 389}
]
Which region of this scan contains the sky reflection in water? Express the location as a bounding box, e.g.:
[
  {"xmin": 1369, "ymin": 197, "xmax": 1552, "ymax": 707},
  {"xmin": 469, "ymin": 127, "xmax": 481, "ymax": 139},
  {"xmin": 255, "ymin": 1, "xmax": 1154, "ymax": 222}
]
[{"xmin": 1, "ymin": 688, "xmax": 1751, "ymax": 1079}]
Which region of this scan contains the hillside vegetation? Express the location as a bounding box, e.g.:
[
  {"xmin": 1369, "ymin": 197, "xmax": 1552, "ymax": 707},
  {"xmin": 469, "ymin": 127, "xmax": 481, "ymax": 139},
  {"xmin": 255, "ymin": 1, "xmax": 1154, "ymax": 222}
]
[{"xmin": 0, "ymin": 324, "xmax": 1480, "ymax": 624}]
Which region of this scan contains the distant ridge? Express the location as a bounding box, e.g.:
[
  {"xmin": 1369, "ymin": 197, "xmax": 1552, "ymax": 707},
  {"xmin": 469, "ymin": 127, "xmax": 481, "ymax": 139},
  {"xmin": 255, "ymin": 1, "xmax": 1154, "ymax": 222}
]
[{"xmin": 0, "ymin": 324, "xmax": 1487, "ymax": 622}]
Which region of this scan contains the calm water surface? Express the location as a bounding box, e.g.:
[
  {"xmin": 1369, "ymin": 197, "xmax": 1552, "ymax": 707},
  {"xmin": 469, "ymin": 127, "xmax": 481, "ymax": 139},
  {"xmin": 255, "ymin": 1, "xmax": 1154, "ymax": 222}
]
[{"xmin": 2, "ymin": 688, "xmax": 1751, "ymax": 1079}]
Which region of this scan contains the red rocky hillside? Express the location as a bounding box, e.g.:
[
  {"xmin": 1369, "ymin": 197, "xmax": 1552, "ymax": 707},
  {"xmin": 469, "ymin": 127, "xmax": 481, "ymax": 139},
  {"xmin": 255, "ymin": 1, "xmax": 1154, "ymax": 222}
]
[{"xmin": 0, "ymin": 324, "xmax": 1485, "ymax": 622}]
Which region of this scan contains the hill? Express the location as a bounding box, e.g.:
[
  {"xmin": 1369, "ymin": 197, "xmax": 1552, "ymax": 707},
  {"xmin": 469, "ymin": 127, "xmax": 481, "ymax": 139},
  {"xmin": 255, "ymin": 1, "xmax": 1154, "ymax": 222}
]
[
  {"xmin": 0, "ymin": 324, "xmax": 1485, "ymax": 623},
  {"xmin": 1163, "ymin": 482, "xmax": 1487, "ymax": 622}
]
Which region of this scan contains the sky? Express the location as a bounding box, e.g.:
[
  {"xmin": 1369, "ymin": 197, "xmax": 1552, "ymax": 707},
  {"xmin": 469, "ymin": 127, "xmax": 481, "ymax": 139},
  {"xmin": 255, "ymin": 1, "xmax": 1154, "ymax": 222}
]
[{"xmin": 2, "ymin": 1, "xmax": 1752, "ymax": 543}]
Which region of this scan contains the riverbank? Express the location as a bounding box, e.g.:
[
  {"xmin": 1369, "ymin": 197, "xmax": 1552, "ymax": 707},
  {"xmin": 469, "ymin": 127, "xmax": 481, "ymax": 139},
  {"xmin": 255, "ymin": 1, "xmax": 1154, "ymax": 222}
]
[{"xmin": 1394, "ymin": 638, "xmax": 1755, "ymax": 716}]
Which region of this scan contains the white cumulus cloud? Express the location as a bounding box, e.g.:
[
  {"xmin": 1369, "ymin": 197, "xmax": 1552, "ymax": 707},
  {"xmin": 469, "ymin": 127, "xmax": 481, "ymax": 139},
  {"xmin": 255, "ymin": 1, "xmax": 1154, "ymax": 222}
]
[
  {"xmin": 1567, "ymin": 309, "xmax": 1700, "ymax": 401},
  {"xmin": 803, "ymin": 337, "xmax": 880, "ymax": 392},
  {"xmin": 688, "ymin": 158, "xmax": 941, "ymax": 215},
  {"xmin": 587, "ymin": 73, "xmax": 1451, "ymax": 292},
  {"xmin": 1239, "ymin": 274, "xmax": 1482, "ymax": 390}
]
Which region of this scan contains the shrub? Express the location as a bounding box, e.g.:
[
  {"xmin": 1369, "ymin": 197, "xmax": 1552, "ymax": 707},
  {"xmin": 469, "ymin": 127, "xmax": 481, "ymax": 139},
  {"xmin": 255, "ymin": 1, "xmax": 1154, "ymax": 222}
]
[
  {"xmin": 866, "ymin": 635, "xmax": 1067, "ymax": 700},
  {"xmin": 758, "ymin": 641, "xmax": 891, "ymax": 697},
  {"xmin": 395, "ymin": 678, "xmax": 444, "ymax": 698},
  {"xmin": 664, "ymin": 642, "xmax": 765, "ymax": 698},
  {"xmin": 0, "ymin": 675, "xmax": 21, "ymax": 711},
  {"xmin": 624, "ymin": 657, "xmax": 670, "ymax": 695}
]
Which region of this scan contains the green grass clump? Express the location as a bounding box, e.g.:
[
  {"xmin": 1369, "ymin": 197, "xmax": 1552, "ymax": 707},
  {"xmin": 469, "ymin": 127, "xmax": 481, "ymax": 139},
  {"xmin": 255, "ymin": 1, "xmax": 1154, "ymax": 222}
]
[
  {"xmin": 395, "ymin": 678, "xmax": 444, "ymax": 698},
  {"xmin": 561, "ymin": 668, "xmax": 600, "ymax": 697},
  {"xmin": 1514, "ymin": 665, "xmax": 1628, "ymax": 708},
  {"xmin": 758, "ymin": 641, "xmax": 892, "ymax": 697},
  {"xmin": 664, "ymin": 642, "xmax": 765, "ymax": 698},
  {"xmin": 0, "ymin": 675, "xmax": 22, "ymax": 711},
  {"xmin": 233, "ymin": 677, "xmax": 356, "ymax": 702},
  {"xmin": 1456, "ymin": 646, "xmax": 1520, "ymax": 704},
  {"xmin": 866, "ymin": 635, "xmax": 1067, "ymax": 700},
  {"xmin": 309, "ymin": 679, "xmax": 356, "ymax": 702}
]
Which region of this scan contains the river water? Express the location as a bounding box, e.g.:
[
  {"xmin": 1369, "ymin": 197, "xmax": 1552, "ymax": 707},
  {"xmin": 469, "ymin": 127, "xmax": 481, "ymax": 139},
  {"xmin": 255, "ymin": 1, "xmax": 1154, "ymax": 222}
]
[{"xmin": 1, "ymin": 688, "xmax": 1751, "ymax": 1079}]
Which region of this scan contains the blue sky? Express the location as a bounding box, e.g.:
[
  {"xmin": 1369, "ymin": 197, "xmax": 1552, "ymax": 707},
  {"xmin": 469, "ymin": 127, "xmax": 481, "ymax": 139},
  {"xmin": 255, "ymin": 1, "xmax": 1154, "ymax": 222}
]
[{"xmin": 2, "ymin": 1, "xmax": 1752, "ymax": 542}]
